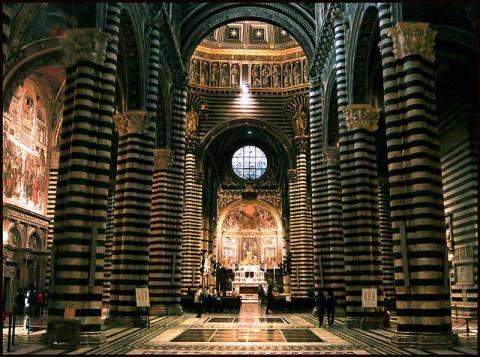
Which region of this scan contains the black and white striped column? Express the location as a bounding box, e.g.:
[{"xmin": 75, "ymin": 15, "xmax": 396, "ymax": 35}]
[
  {"xmin": 48, "ymin": 27, "xmax": 111, "ymax": 343},
  {"xmin": 149, "ymin": 73, "xmax": 188, "ymax": 315},
  {"xmin": 102, "ymin": 192, "xmax": 115, "ymax": 306},
  {"xmin": 320, "ymin": 147, "xmax": 346, "ymax": 310},
  {"xmin": 109, "ymin": 111, "xmax": 154, "ymax": 323},
  {"xmin": 2, "ymin": 3, "xmax": 12, "ymax": 73},
  {"xmin": 341, "ymin": 104, "xmax": 383, "ymax": 328},
  {"xmin": 289, "ymin": 138, "xmax": 314, "ymax": 298},
  {"xmin": 378, "ymin": 177, "xmax": 394, "ymax": 298},
  {"xmin": 309, "ymin": 72, "xmax": 324, "ymax": 293},
  {"xmin": 181, "ymin": 136, "xmax": 203, "ymax": 294},
  {"xmin": 382, "ymin": 19, "xmax": 455, "ymax": 346}
]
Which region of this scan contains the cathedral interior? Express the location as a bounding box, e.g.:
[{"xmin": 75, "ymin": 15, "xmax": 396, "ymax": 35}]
[{"xmin": 2, "ymin": 2, "xmax": 478, "ymax": 356}]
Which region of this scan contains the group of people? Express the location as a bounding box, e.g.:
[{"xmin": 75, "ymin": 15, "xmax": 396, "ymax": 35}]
[
  {"xmin": 14, "ymin": 288, "xmax": 46, "ymax": 317},
  {"xmin": 315, "ymin": 289, "xmax": 336, "ymax": 327},
  {"xmin": 193, "ymin": 286, "xmax": 227, "ymax": 318}
]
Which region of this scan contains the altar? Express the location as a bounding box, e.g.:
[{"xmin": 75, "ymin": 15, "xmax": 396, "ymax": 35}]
[{"xmin": 232, "ymin": 265, "xmax": 268, "ymax": 301}]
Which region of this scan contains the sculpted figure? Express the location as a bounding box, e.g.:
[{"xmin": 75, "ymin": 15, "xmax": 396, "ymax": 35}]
[
  {"xmin": 293, "ymin": 61, "xmax": 301, "ymax": 85},
  {"xmin": 190, "ymin": 59, "xmax": 200, "ymax": 84},
  {"xmin": 231, "ymin": 64, "xmax": 240, "ymax": 87},
  {"xmin": 272, "ymin": 64, "xmax": 281, "ymax": 88},
  {"xmin": 292, "ymin": 110, "xmax": 306, "ymax": 137},
  {"xmin": 283, "ymin": 64, "xmax": 291, "ymax": 87},
  {"xmin": 185, "ymin": 108, "xmax": 199, "ymax": 137},
  {"xmin": 211, "ymin": 62, "xmax": 220, "ymax": 86},
  {"xmin": 261, "ymin": 65, "xmax": 271, "ymax": 87},
  {"xmin": 202, "ymin": 61, "xmax": 209, "ymax": 85},
  {"xmin": 221, "ymin": 63, "xmax": 230, "ymax": 86},
  {"xmin": 251, "ymin": 64, "xmax": 261, "ymax": 87}
]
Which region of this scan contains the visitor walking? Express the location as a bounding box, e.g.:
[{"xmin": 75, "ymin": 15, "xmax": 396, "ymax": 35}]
[
  {"xmin": 15, "ymin": 289, "xmax": 25, "ymax": 315},
  {"xmin": 315, "ymin": 290, "xmax": 326, "ymax": 327},
  {"xmin": 326, "ymin": 289, "xmax": 336, "ymax": 326},
  {"xmin": 35, "ymin": 290, "xmax": 45, "ymax": 318},
  {"xmin": 194, "ymin": 285, "xmax": 205, "ymax": 318}
]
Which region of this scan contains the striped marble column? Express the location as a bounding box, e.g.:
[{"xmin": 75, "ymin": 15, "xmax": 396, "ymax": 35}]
[
  {"xmin": 109, "ymin": 111, "xmax": 154, "ymax": 323},
  {"xmin": 2, "ymin": 3, "xmax": 12, "ymax": 73},
  {"xmin": 321, "ymin": 147, "xmax": 346, "ymax": 310},
  {"xmin": 149, "ymin": 73, "xmax": 187, "ymax": 315},
  {"xmin": 378, "ymin": 177, "xmax": 394, "ymax": 298},
  {"xmin": 289, "ymin": 137, "xmax": 314, "ymax": 298},
  {"xmin": 181, "ymin": 136, "xmax": 203, "ymax": 294},
  {"xmin": 341, "ymin": 104, "xmax": 383, "ymax": 328},
  {"xmin": 47, "ymin": 28, "xmax": 111, "ymax": 343},
  {"xmin": 309, "ymin": 73, "xmax": 324, "ymax": 292},
  {"xmin": 383, "ymin": 20, "xmax": 455, "ymax": 346},
  {"xmin": 102, "ymin": 192, "xmax": 115, "ymax": 306}
]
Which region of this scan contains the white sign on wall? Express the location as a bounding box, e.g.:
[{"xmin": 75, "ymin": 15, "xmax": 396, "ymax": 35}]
[
  {"xmin": 362, "ymin": 288, "xmax": 377, "ymax": 308},
  {"xmin": 135, "ymin": 288, "xmax": 150, "ymax": 307}
]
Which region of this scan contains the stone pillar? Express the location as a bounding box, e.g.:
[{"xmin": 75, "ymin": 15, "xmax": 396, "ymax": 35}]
[
  {"xmin": 381, "ymin": 19, "xmax": 456, "ymax": 346},
  {"xmin": 320, "ymin": 147, "xmax": 346, "ymax": 312},
  {"xmin": 378, "ymin": 177, "xmax": 394, "ymax": 298},
  {"xmin": 48, "ymin": 27, "xmax": 111, "ymax": 344},
  {"xmin": 181, "ymin": 136, "xmax": 203, "ymax": 294},
  {"xmin": 341, "ymin": 104, "xmax": 383, "ymax": 328},
  {"xmin": 149, "ymin": 73, "xmax": 188, "ymax": 315},
  {"xmin": 289, "ymin": 137, "xmax": 314, "ymax": 298},
  {"xmin": 2, "ymin": 4, "xmax": 12, "ymax": 73},
  {"xmin": 109, "ymin": 111, "xmax": 154, "ymax": 324},
  {"xmin": 308, "ymin": 71, "xmax": 324, "ymax": 293},
  {"xmin": 102, "ymin": 192, "xmax": 115, "ymax": 306}
]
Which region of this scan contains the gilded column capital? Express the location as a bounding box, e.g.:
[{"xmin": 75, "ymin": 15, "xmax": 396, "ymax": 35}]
[
  {"xmin": 293, "ymin": 136, "xmax": 309, "ymax": 154},
  {"xmin": 322, "ymin": 146, "xmax": 339, "ymax": 166},
  {"xmin": 153, "ymin": 148, "xmax": 172, "ymax": 170},
  {"xmin": 288, "ymin": 169, "xmax": 297, "ymax": 182},
  {"xmin": 343, "ymin": 104, "xmax": 380, "ymax": 132},
  {"xmin": 114, "ymin": 111, "xmax": 148, "ymax": 136},
  {"xmin": 185, "ymin": 136, "xmax": 201, "ymax": 154},
  {"xmin": 387, "ymin": 22, "xmax": 437, "ymax": 63},
  {"xmin": 60, "ymin": 28, "xmax": 110, "ymax": 67}
]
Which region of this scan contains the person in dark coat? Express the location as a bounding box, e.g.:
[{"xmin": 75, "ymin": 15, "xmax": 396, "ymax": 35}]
[
  {"xmin": 315, "ymin": 290, "xmax": 326, "ymax": 327},
  {"xmin": 326, "ymin": 289, "xmax": 336, "ymax": 325},
  {"xmin": 266, "ymin": 285, "xmax": 274, "ymax": 314},
  {"xmin": 15, "ymin": 289, "xmax": 25, "ymax": 315}
]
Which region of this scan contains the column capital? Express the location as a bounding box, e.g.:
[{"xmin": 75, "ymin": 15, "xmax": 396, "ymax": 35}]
[
  {"xmin": 60, "ymin": 28, "xmax": 110, "ymax": 67},
  {"xmin": 387, "ymin": 22, "xmax": 437, "ymax": 63},
  {"xmin": 322, "ymin": 146, "xmax": 339, "ymax": 166},
  {"xmin": 185, "ymin": 136, "xmax": 201, "ymax": 153},
  {"xmin": 153, "ymin": 148, "xmax": 172, "ymax": 170},
  {"xmin": 343, "ymin": 104, "xmax": 380, "ymax": 132},
  {"xmin": 331, "ymin": 6, "xmax": 346, "ymax": 25},
  {"xmin": 293, "ymin": 136, "xmax": 309, "ymax": 154},
  {"xmin": 114, "ymin": 111, "xmax": 149, "ymax": 136},
  {"xmin": 288, "ymin": 169, "xmax": 297, "ymax": 182},
  {"xmin": 194, "ymin": 171, "xmax": 204, "ymax": 185}
]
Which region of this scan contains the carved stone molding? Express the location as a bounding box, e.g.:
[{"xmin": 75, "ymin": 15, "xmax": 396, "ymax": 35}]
[
  {"xmin": 288, "ymin": 169, "xmax": 297, "ymax": 182},
  {"xmin": 387, "ymin": 22, "xmax": 437, "ymax": 63},
  {"xmin": 60, "ymin": 28, "xmax": 110, "ymax": 67},
  {"xmin": 114, "ymin": 111, "xmax": 149, "ymax": 136},
  {"xmin": 343, "ymin": 104, "xmax": 380, "ymax": 132},
  {"xmin": 293, "ymin": 136, "xmax": 309, "ymax": 154},
  {"xmin": 331, "ymin": 6, "xmax": 346, "ymax": 25},
  {"xmin": 322, "ymin": 146, "xmax": 339, "ymax": 166},
  {"xmin": 153, "ymin": 148, "xmax": 172, "ymax": 171}
]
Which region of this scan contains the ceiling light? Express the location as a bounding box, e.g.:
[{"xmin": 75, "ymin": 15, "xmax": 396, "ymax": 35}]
[{"xmin": 247, "ymin": 130, "xmax": 252, "ymax": 134}]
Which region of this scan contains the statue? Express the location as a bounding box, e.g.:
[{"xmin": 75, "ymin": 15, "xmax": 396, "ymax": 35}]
[
  {"xmin": 221, "ymin": 63, "xmax": 230, "ymax": 86},
  {"xmin": 283, "ymin": 64, "xmax": 291, "ymax": 87},
  {"xmin": 201, "ymin": 61, "xmax": 209, "ymax": 85},
  {"xmin": 261, "ymin": 64, "xmax": 271, "ymax": 87},
  {"xmin": 211, "ymin": 62, "xmax": 220, "ymax": 86},
  {"xmin": 190, "ymin": 59, "xmax": 200, "ymax": 84},
  {"xmin": 292, "ymin": 110, "xmax": 307, "ymax": 137},
  {"xmin": 272, "ymin": 64, "xmax": 281, "ymax": 88},
  {"xmin": 231, "ymin": 64, "xmax": 240, "ymax": 87},
  {"xmin": 293, "ymin": 61, "xmax": 301, "ymax": 85},
  {"xmin": 185, "ymin": 108, "xmax": 199, "ymax": 137},
  {"xmin": 251, "ymin": 64, "xmax": 261, "ymax": 87}
]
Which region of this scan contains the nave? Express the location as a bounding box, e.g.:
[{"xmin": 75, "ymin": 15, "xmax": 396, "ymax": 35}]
[{"xmin": 3, "ymin": 302, "xmax": 477, "ymax": 355}]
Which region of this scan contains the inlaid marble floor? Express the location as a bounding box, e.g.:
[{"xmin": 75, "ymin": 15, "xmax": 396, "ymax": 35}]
[{"xmin": 3, "ymin": 303, "xmax": 477, "ymax": 355}]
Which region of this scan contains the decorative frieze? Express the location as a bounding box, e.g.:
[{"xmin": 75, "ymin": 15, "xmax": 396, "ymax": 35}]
[
  {"xmin": 60, "ymin": 28, "xmax": 110, "ymax": 67},
  {"xmin": 114, "ymin": 111, "xmax": 149, "ymax": 136},
  {"xmin": 387, "ymin": 22, "xmax": 437, "ymax": 63},
  {"xmin": 343, "ymin": 104, "xmax": 380, "ymax": 132}
]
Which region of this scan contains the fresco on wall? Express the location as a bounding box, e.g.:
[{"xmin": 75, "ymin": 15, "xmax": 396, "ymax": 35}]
[
  {"xmin": 222, "ymin": 203, "xmax": 275, "ymax": 231},
  {"xmin": 3, "ymin": 79, "xmax": 48, "ymax": 216}
]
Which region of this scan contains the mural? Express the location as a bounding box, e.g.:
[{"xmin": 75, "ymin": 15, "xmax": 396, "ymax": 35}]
[
  {"xmin": 3, "ymin": 79, "xmax": 49, "ymax": 215},
  {"xmin": 220, "ymin": 202, "xmax": 281, "ymax": 268},
  {"xmin": 190, "ymin": 57, "xmax": 307, "ymax": 89}
]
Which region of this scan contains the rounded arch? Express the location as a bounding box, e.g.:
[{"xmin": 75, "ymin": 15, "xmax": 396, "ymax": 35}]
[
  {"xmin": 7, "ymin": 225, "xmax": 24, "ymax": 248},
  {"xmin": 348, "ymin": 5, "xmax": 380, "ymax": 104},
  {"xmin": 181, "ymin": 3, "xmax": 315, "ymax": 66},
  {"xmin": 322, "ymin": 65, "xmax": 339, "ymax": 147},
  {"xmin": 197, "ymin": 118, "xmax": 296, "ymax": 174},
  {"xmin": 27, "ymin": 230, "xmax": 44, "ymax": 250}
]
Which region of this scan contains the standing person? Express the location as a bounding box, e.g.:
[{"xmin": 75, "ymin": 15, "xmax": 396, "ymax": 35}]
[
  {"xmin": 35, "ymin": 290, "xmax": 45, "ymax": 318},
  {"xmin": 326, "ymin": 289, "xmax": 336, "ymax": 326},
  {"xmin": 315, "ymin": 290, "xmax": 326, "ymax": 327},
  {"xmin": 194, "ymin": 285, "xmax": 205, "ymax": 318},
  {"xmin": 265, "ymin": 284, "xmax": 274, "ymax": 315},
  {"xmin": 15, "ymin": 289, "xmax": 25, "ymax": 315}
]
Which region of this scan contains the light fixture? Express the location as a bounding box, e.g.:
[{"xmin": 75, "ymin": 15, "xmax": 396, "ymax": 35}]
[
  {"xmin": 247, "ymin": 130, "xmax": 252, "ymax": 134},
  {"xmin": 241, "ymin": 83, "xmax": 249, "ymax": 94}
]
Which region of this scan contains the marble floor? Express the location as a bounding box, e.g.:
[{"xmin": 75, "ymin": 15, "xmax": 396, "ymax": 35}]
[{"xmin": 3, "ymin": 303, "xmax": 477, "ymax": 355}]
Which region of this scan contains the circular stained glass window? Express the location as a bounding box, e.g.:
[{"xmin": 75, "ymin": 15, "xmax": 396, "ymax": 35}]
[{"xmin": 231, "ymin": 145, "xmax": 268, "ymax": 180}]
